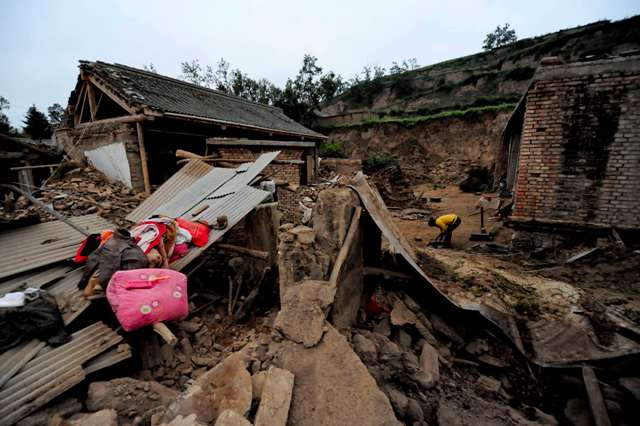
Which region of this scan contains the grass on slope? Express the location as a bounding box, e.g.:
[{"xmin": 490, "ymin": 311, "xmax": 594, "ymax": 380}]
[{"xmin": 322, "ymin": 103, "xmax": 516, "ymax": 130}]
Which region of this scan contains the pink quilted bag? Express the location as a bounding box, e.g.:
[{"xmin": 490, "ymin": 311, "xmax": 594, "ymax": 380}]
[{"xmin": 106, "ymin": 269, "xmax": 189, "ymax": 331}]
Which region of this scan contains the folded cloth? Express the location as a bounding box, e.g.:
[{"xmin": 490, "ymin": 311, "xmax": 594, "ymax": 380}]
[
  {"xmin": 131, "ymin": 222, "xmax": 165, "ymax": 254},
  {"xmin": 0, "ymin": 292, "xmax": 25, "ymax": 308}
]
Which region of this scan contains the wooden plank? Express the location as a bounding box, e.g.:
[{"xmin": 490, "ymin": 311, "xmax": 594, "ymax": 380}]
[
  {"xmin": 207, "ymin": 138, "xmax": 316, "ymax": 148},
  {"xmin": 330, "ymin": 207, "xmax": 362, "ymax": 286},
  {"xmin": 76, "ymin": 86, "xmax": 89, "ymax": 125},
  {"xmin": 216, "ymin": 243, "xmax": 270, "ymax": 260},
  {"xmin": 86, "ymin": 83, "xmax": 98, "ymax": 121},
  {"xmin": 10, "ymin": 164, "xmax": 61, "ymax": 171},
  {"xmin": 136, "ymin": 122, "xmax": 151, "ymax": 195},
  {"xmin": 582, "ymin": 367, "xmax": 611, "ymax": 426},
  {"xmin": 306, "ymin": 155, "xmax": 314, "ymax": 184},
  {"xmin": 73, "ymin": 82, "xmax": 87, "ymax": 126}
]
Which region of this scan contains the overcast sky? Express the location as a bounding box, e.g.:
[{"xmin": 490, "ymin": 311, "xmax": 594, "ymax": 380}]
[{"xmin": 1, "ymin": 0, "xmax": 638, "ymax": 128}]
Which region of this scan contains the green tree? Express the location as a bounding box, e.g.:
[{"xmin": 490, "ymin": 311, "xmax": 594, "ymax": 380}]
[
  {"xmin": 0, "ymin": 96, "xmax": 11, "ymax": 135},
  {"xmin": 47, "ymin": 103, "xmax": 65, "ymax": 125},
  {"xmin": 143, "ymin": 63, "xmax": 158, "ymax": 73},
  {"xmin": 23, "ymin": 105, "xmax": 52, "ymax": 139},
  {"xmin": 483, "ymin": 23, "xmax": 517, "ymax": 50}
]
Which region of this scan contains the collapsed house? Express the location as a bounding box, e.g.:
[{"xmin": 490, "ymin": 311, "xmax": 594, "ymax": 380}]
[
  {"xmin": 0, "ymin": 134, "xmax": 61, "ymax": 195},
  {"xmin": 498, "ymin": 54, "xmax": 640, "ymax": 235},
  {"xmin": 55, "ymin": 61, "xmax": 325, "ymax": 212}
]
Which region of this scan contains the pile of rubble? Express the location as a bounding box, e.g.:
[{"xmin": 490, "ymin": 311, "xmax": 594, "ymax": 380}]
[
  {"xmin": 3, "ymin": 166, "xmax": 640, "ymax": 426},
  {"xmin": 1, "ymin": 164, "xmax": 145, "ymax": 227}
]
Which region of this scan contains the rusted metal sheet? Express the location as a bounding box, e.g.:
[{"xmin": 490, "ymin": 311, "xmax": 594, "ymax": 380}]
[
  {"xmin": 0, "ymin": 215, "xmax": 113, "ymax": 280},
  {"xmin": 126, "ymin": 159, "xmax": 213, "ymax": 223},
  {"xmin": 0, "ymin": 264, "xmax": 72, "ymax": 296},
  {"xmin": 0, "ymin": 322, "xmax": 122, "ymax": 425}
]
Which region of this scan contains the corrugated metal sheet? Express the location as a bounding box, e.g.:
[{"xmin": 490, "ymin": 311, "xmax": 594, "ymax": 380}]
[
  {"xmin": 0, "ymin": 264, "xmax": 72, "ymax": 296},
  {"xmin": 46, "ymin": 268, "xmax": 88, "ymax": 324},
  {"xmin": 84, "ymin": 344, "xmax": 132, "ymax": 375},
  {"xmin": 170, "ymin": 186, "xmax": 271, "ymax": 271},
  {"xmin": 0, "ymin": 215, "xmax": 113, "ymax": 280},
  {"xmin": 158, "ymin": 167, "xmax": 235, "ymax": 219},
  {"xmin": 126, "ymin": 159, "xmax": 213, "ymax": 223},
  {"xmin": 0, "ymin": 340, "xmax": 46, "ymax": 389},
  {"xmin": 0, "ymin": 322, "xmax": 122, "ymax": 425}
]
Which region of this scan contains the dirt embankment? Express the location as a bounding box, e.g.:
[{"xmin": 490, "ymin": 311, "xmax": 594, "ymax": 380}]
[{"xmin": 327, "ymin": 110, "xmax": 510, "ymax": 185}]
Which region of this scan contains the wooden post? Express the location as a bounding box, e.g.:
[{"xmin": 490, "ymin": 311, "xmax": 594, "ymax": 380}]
[
  {"xmin": 136, "ymin": 121, "xmax": 151, "ymax": 195},
  {"xmin": 245, "ymin": 203, "xmax": 279, "ymax": 269},
  {"xmin": 582, "ymin": 367, "xmax": 611, "ymax": 426}
]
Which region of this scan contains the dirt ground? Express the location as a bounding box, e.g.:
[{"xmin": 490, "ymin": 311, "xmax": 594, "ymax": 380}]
[{"xmin": 394, "ymin": 185, "xmax": 512, "ymax": 250}]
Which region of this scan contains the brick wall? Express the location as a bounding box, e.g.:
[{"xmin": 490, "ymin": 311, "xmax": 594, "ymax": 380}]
[
  {"xmin": 513, "ymin": 64, "xmax": 640, "ymax": 229},
  {"xmin": 215, "ymin": 146, "xmax": 309, "ymax": 222}
]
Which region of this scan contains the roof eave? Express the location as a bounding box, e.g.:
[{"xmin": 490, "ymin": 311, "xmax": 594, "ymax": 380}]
[{"xmin": 162, "ymin": 111, "xmax": 327, "ymax": 141}]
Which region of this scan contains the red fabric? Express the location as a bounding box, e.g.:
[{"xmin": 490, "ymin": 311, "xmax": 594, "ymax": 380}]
[
  {"xmin": 74, "ymin": 233, "xmax": 102, "ymax": 264},
  {"xmin": 365, "ymin": 294, "xmax": 391, "ymax": 317},
  {"xmin": 176, "ymin": 218, "xmax": 210, "ymax": 247},
  {"xmin": 169, "ymin": 243, "xmax": 189, "ymax": 263}
]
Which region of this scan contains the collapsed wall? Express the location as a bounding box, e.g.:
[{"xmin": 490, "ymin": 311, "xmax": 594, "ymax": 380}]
[{"xmin": 326, "ymin": 110, "xmax": 510, "ymax": 185}]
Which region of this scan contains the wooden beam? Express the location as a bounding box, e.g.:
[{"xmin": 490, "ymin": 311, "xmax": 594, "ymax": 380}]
[
  {"xmin": 215, "ymin": 243, "xmax": 270, "ymax": 260},
  {"xmin": 76, "ymin": 85, "xmax": 89, "ymax": 125},
  {"xmin": 86, "ymin": 83, "xmax": 98, "ymax": 121},
  {"xmin": 330, "ymin": 206, "xmax": 363, "ymax": 286},
  {"xmin": 363, "ymin": 267, "xmax": 412, "ymax": 281},
  {"xmin": 73, "ymin": 82, "xmax": 87, "ymax": 126},
  {"xmin": 136, "ymin": 122, "xmax": 151, "ymax": 195},
  {"xmin": 164, "ymin": 112, "xmax": 326, "ymax": 140},
  {"xmin": 87, "ymin": 76, "xmax": 135, "ymax": 114},
  {"xmin": 582, "ymin": 367, "xmax": 611, "ymax": 426},
  {"xmin": 152, "ymin": 322, "xmax": 177, "ymax": 346},
  {"xmin": 175, "ymin": 149, "xmax": 304, "ymax": 165},
  {"xmin": 207, "ymin": 138, "xmax": 317, "ymax": 148},
  {"xmin": 10, "ymin": 164, "xmax": 60, "ymax": 171},
  {"xmin": 75, "ymin": 113, "xmax": 150, "ymax": 129}
]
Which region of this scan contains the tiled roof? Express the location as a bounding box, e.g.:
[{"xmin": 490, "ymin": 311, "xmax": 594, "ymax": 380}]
[{"xmin": 79, "ymin": 61, "xmax": 325, "ymax": 139}]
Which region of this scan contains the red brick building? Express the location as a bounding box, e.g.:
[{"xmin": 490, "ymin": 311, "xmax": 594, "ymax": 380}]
[{"xmin": 500, "ymin": 55, "xmax": 640, "ymax": 231}]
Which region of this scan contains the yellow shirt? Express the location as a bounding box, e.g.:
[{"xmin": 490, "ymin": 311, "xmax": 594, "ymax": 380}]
[{"xmin": 435, "ymin": 214, "xmax": 458, "ymax": 232}]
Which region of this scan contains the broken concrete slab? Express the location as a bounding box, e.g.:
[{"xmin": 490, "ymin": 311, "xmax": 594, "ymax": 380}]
[
  {"xmin": 161, "ymin": 414, "xmax": 207, "ymax": 426},
  {"xmin": 214, "ymin": 410, "xmax": 252, "ymax": 426},
  {"xmin": 277, "ymin": 325, "xmax": 400, "ymax": 426},
  {"xmin": 390, "ymin": 298, "xmax": 417, "ymax": 326},
  {"xmin": 288, "ymin": 225, "xmax": 316, "ymax": 245},
  {"xmin": 274, "ymin": 280, "xmax": 335, "ymax": 347},
  {"xmin": 251, "ymin": 371, "xmax": 268, "ymax": 401},
  {"xmin": 86, "ymin": 377, "xmax": 177, "ymax": 424},
  {"xmin": 163, "ymin": 353, "xmax": 252, "ymax": 424},
  {"xmin": 313, "ymin": 187, "xmax": 361, "ymax": 261},
  {"xmin": 254, "ymin": 367, "xmax": 294, "ymax": 426},
  {"xmin": 69, "ymin": 409, "xmax": 118, "ymax": 426},
  {"xmin": 419, "ymin": 341, "xmax": 440, "ymax": 383}
]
